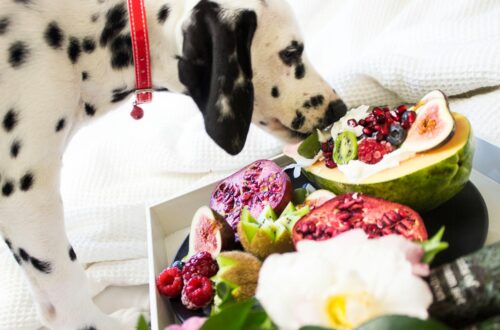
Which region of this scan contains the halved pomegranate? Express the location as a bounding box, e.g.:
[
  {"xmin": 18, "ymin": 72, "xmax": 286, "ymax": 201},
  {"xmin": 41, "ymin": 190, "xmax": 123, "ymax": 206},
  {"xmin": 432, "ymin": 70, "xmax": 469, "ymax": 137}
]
[
  {"xmin": 292, "ymin": 192, "xmax": 427, "ymax": 244},
  {"xmin": 210, "ymin": 160, "xmax": 293, "ymax": 233}
]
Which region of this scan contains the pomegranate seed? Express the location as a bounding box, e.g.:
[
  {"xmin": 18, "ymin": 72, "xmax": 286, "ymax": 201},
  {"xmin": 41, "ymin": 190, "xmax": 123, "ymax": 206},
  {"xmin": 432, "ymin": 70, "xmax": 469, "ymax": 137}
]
[
  {"xmin": 365, "ymin": 116, "xmax": 375, "ymax": 123},
  {"xmin": 337, "ymin": 212, "xmax": 351, "ymax": 222},
  {"xmin": 407, "ymin": 111, "xmax": 416, "ymax": 123},
  {"xmin": 358, "ymin": 119, "xmax": 366, "ymax": 126},
  {"xmin": 375, "ymin": 133, "xmax": 384, "ymax": 141},
  {"xmin": 380, "ymin": 125, "xmax": 389, "ymax": 136},
  {"xmin": 402, "ymin": 121, "xmax": 411, "ymax": 129},
  {"xmin": 397, "ymin": 105, "xmax": 407, "ymax": 113},
  {"xmin": 373, "ymin": 107, "xmax": 384, "ymax": 116},
  {"xmin": 325, "ymin": 158, "xmax": 337, "ymax": 168},
  {"xmin": 381, "ymin": 227, "xmax": 394, "ymax": 235},
  {"xmin": 362, "ymin": 127, "xmax": 373, "ymax": 135},
  {"xmin": 347, "ymin": 119, "xmax": 358, "ymax": 127}
]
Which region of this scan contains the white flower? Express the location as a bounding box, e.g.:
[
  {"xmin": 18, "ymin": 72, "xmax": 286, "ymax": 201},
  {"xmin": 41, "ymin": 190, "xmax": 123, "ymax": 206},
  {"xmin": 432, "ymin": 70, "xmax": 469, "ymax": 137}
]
[{"xmin": 256, "ymin": 230, "xmax": 432, "ymax": 330}]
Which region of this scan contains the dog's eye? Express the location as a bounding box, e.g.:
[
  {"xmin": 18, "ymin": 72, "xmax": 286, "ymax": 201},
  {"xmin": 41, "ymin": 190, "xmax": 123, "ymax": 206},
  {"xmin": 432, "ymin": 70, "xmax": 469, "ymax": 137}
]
[{"xmin": 279, "ymin": 43, "xmax": 304, "ymax": 65}]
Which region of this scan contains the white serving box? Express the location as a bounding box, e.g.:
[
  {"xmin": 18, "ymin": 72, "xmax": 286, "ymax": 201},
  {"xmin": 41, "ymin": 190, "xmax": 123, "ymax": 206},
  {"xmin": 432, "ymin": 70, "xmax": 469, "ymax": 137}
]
[{"xmin": 146, "ymin": 155, "xmax": 292, "ymax": 330}]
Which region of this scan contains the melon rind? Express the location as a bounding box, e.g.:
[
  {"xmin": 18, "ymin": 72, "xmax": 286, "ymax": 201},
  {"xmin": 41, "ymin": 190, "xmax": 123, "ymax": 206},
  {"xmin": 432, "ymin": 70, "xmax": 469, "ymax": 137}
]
[{"xmin": 302, "ymin": 114, "xmax": 474, "ymax": 212}]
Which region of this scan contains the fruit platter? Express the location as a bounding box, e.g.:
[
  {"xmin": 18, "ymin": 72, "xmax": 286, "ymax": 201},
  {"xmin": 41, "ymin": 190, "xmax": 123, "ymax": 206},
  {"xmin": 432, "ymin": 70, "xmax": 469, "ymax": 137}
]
[{"xmin": 148, "ymin": 91, "xmax": 494, "ymax": 330}]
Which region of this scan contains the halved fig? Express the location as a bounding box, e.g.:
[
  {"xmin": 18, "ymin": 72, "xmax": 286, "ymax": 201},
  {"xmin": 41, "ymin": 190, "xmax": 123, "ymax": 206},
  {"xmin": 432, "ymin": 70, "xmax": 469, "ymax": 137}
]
[
  {"xmin": 292, "ymin": 193, "xmax": 428, "ymax": 245},
  {"xmin": 188, "ymin": 206, "xmax": 235, "ymax": 258},
  {"xmin": 210, "ymin": 160, "xmax": 293, "ymax": 234},
  {"xmin": 402, "ymin": 90, "xmax": 455, "ymax": 153}
]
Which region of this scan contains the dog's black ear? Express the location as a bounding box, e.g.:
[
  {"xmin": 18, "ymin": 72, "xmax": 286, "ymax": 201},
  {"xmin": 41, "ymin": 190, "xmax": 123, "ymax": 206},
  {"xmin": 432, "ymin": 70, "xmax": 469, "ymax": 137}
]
[{"xmin": 178, "ymin": 2, "xmax": 257, "ymax": 155}]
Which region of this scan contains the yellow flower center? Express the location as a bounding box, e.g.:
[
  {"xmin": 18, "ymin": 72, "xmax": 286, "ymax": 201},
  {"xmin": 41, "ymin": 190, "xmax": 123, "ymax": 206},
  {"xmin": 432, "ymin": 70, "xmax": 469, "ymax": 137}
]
[{"xmin": 324, "ymin": 292, "xmax": 378, "ymax": 329}]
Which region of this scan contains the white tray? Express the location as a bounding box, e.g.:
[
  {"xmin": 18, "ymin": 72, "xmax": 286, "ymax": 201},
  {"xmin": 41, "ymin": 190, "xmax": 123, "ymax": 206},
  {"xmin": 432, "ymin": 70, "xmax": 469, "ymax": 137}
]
[{"xmin": 146, "ymin": 155, "xmax": 292, "ymax": 330}]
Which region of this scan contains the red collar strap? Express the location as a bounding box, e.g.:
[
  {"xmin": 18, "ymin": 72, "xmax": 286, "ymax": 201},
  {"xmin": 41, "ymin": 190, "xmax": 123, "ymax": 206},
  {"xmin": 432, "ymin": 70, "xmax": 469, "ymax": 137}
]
[{"xmin": 127, "ymin": 0, "xmax": 153, "ymax": 120}]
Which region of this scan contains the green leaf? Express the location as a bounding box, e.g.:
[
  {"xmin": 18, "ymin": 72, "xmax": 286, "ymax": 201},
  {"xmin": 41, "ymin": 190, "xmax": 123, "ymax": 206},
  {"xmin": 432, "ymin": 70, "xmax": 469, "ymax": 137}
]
[
  {"xmin": 201, "ymin": 299, "xmax": 255, "ymax": 330},
  {"xmin": 293, "ymin": 188, "xmax": 309, "ymax": 205},
  {"xmin": 136, "ymin": 315, "xmax": 149, "ymax": 330},
  {"xmin": 420, "ymin": 226, "xmax": 449, "ymax": 264},
  {"xmin": 356, "ymin": 315, "xmax": 450, "ymax": 330},
  {"xmin": 242, "ymin": 310, "xmax": 277, "ymax": 330},
  {"xmin": 298, "ymin": 130, "xmax": 321, "ymax": 159}
]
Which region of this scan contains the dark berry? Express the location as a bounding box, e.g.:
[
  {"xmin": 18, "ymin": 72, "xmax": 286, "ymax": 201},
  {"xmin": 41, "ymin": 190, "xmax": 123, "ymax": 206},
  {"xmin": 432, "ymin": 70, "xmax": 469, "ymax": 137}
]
[
  {"xmin": 182, "ymin": 251, "xmax": 218, "ymax": 282},
  {"xmin": 181, "ymin": 276, "xmax": 214, "ymax": 310},
  {"xmin": 401, "ymin": 111, "xmax": 416, "ymax": 124},
  {"xmin": 156, "ymin": 266, "xmax": 183, "ymax": 297},
  {"xmin": 172, "ymin": 260, "xmax": 184, "ymax": 270},
  {"xmin": 387, "ymin": 124, "xmax": 407, "ymax": 146}
]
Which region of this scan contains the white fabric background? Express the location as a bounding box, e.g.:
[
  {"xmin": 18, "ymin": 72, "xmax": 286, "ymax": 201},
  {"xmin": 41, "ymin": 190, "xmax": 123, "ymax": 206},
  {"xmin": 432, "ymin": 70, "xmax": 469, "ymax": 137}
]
[{"xmin": 1, "ymin": 0, "xmax": 499, "ymax": 328}]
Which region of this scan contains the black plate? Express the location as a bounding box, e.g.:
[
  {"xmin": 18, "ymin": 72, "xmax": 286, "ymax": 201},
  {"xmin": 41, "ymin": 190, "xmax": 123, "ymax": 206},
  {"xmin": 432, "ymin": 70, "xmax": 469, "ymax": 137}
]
[{"xmin": 169, "ymin": 169, "xmax": 489, "ymax": 322}]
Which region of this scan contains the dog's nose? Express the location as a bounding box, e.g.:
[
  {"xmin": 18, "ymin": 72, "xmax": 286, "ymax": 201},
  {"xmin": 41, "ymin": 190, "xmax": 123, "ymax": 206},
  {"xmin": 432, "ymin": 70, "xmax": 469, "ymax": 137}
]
[{"xmin": 320, "ymin": 100, "xmax": 347, "ymax": 128}]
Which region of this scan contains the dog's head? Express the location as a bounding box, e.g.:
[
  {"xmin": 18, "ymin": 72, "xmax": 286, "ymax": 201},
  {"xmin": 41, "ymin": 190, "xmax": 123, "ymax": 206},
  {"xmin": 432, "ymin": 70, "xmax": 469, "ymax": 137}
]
[{"xmin": 178, "ymin": 0, "xmax": 346, "ymax": 155}]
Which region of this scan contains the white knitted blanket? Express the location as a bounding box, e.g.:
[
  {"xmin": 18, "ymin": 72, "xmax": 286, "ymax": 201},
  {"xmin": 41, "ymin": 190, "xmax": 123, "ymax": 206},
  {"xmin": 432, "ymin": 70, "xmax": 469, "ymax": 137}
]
[{"xmin": 1, "ymin": 0, "xmax": 499, "ymax": 328}]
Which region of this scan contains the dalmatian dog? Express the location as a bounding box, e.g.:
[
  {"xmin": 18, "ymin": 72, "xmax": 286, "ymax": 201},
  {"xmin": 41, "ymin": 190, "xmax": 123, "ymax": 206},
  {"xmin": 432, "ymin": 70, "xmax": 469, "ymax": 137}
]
[{"xmin": 0, "ymin": 0, "xmax": 347, "ymax": 328}]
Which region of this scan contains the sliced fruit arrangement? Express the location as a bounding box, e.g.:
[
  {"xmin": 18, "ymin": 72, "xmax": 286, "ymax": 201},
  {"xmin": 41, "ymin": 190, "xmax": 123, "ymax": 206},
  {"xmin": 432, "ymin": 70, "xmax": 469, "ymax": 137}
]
[
  {"xmin": 210, "ymin": 160, "xmax": 293, "ymax": 233},
  {"xmin": 237, "ymin": 203, "xmax": 310, "ymax": 259},
  {"xmin": 292, "ymin": 192, "xmax": 428, "ymax": 245},
  {"xmin": 289, "ymin": 90, "xmax": 473, "ymax": 211}
]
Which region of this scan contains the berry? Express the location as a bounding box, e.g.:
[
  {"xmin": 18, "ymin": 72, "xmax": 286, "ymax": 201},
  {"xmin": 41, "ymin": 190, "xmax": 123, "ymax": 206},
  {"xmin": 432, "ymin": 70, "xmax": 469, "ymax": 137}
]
[
  {"xmin": 387, "ymin": 124, "xmax": 407, "ymax": 146},
  {"xmin": 182, "ymin": 251, "xmax": 219, "ymax": 282},
  {"xmin": 181, "ymin": 276, "xmax": 214, "ymax": 310},
  {"xmin": 358, "ymin": 139, "xmax": 394, "ymax": 164},
  {"xmin": 156, "ymin": 266, "xmax": 183, "ymax": 297},
  {"xmin": 402, "ymin": 110, "xmax": 416, "ymax": 124},
  {"xmin": 172, "ymin": 260, "xmax": 184, "ymax": 270}
]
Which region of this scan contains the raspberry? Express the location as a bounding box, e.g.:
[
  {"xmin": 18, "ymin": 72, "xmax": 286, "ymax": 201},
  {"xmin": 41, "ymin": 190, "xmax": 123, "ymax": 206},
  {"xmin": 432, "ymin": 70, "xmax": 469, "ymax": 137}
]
[
  {"xmin": 181, "ymin": 276, "xmax": 214, "ymax": 310},
  {"xmin": 156, "ymin": 266, "xmax": 183, "ymax": 297},
  {"xmin": 358, "ymin": 138, "xmax": 394, "ymax": 164},
  {"xmin": 182, "ymin": 251, "xmax": 218, "ymax": 282}
]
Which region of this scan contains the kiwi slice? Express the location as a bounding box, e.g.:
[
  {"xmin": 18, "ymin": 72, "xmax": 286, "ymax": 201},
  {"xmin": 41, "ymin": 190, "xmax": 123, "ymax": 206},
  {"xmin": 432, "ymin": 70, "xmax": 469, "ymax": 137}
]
[
  {"xmin": 333, "ymin": 131, "xmax": 358, "ymax": 165},
  {"xmin": 297, "ymin": 130, "xmax": 321, "ymax": 159}
]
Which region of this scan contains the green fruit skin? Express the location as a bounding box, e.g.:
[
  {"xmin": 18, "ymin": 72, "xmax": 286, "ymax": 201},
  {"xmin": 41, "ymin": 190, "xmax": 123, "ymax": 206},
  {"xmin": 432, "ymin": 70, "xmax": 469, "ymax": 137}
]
[
  {"xmin": 237, "ymin": 222, "xmax": 294, "ymax": 260},
  {"xmin": 303, "ymin": 130, "xmax": 474, "ymax": 212}
]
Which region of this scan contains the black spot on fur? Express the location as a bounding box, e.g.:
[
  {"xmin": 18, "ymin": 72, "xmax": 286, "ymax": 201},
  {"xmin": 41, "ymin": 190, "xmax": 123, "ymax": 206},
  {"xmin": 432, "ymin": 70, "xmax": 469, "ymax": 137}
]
[
  {"xmin": 279, "ymin": 41, "xmax": 304, "ymax": 66},
  {"xmin": 82, "ymin": 37, "xmax": 96, "ymax": 53},
  {"xmin": 303, "ymin": 100, "xmax": 311, "ymax": 109},
  {"xmin": 110, "ymin": 34, "xmax": 133, "ymax": 69},
  {"xmin": 271, "ymin": 86, "xmax": 279, "ymax": 98},
  {"xmin": 100, "ymin": 3, "xmax": 127, "ymax": 47},
  {"xmin": 291, "ymin": 111, "xmax": 305, "ymax": 130},
  {"xmin": 0, "ymin": 17, "xmax": 10, "ymax": 35},
  {"xmin": 8, "ymin": 41, "xmax": 29, "ymax": 68},
  {"xmin": 55, "ymin": 118, "xmax": 65, "ymax": 132},
  {"xmin": 84, "ymin": 103, "xmax": 96, "ymax": 116},
  {"xmin": 295, "ymin": 63, "xmax": 305, "ymax": 79},
  {"xmin": 82, "ymin": 71, "xmax": 89, "ymax": 81},
  {"xmin": 2, "ymin": 181, "xmax": 14, "ymax": 197},
  {"xmin": 30, "ymin": 257, "xmax": 52, "ymax": 274},
  {"xmin": 20, "ymin": 172, "xmax": 33, "ymax": 191},
  {"xmin": 19, "ymin": 248, "xmax": 29, "ymax": 261},
  {"xmin": 91, "ymin": 13, "xmax": 99, "ymax": 23},
  {"xmin": 4, "ymin": 239, "xmax": 12, "ymax": 250},
  {"xmin": 321, "ymin": 100, "xmax": 348, "ymax": 129},
  {"xmin": 10, "ymin": 140, "xmax": 21, "ymax": 158},
  {"xmin": 157, "ymin": 4, "xmax": 170, "ymax": 24},
  {"xmin": 3, "ymin": 109, "xmax": 18, "ymax": 132},
  {"xmin": 111, "ymin": 86, "xmax": 133, "ymax": 103},
  {"xmin": 259, "ymin": 121, "xmax": 267, "ymax": 126},
  {"xmin": 78, "ymin": 326, "xmax": 97, "ymax": 330},
  {"xmin": 310, "ymin": 95, "xmax": 324, "ymax": 107},
  {"xmin": 69, "ymin": 246, "xmax": 77, "ymax": 261},
  {"xmin": 44, "ymin": 22, "xmax": 64, "ymax": 49},
  {"xmin": 13, "ymin": 254, "xmax": 21, "ymax": 264},
  {"xmin": 67, "ymin": 37, "xmax": 81, "ymax": 64}
]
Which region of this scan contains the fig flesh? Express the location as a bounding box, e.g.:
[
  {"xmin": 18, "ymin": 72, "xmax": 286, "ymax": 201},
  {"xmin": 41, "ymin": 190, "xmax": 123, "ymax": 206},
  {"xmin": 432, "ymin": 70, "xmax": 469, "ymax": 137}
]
[{"xmin": 188, "ymin": 206, "xmax": 234, "ymax": 258}]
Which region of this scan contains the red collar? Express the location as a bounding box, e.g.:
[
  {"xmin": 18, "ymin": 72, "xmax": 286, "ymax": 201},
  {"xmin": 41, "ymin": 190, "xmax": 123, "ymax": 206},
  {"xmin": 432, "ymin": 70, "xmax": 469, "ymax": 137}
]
[{"xmin": 127, "ymin": 0, "xmax": 153, "ymax": 120}]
